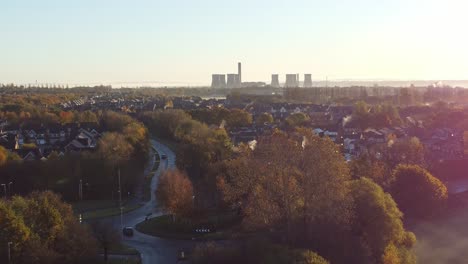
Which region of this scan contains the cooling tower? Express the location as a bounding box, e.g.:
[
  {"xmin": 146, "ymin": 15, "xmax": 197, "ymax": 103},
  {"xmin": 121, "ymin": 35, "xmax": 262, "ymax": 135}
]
[
  {"xmin": 211, "ymin": 74, "xmax": 226, "ymax": 88},
  {"xmin": 271, "ymin": 74, "xmax": 280, "ymax": 87},
  {"xmin": 227, "ymin": 74, "xmax": 240, "ymax": 88},
  {"xmin": 285, "ymin": 74, "xmax": 299, "ymax": 88},
  {"xmin": 304, "ymin": 74, "xmax": 312, "ymax": 88}
]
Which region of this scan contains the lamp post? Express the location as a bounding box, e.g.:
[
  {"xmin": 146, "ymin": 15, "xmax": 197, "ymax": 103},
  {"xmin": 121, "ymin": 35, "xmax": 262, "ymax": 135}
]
[
  {"xmin": 8, "ymin": 182, "xmax": 12, "ymax": 197},
  {"xmin": 78, "ymin": 179, "xmax": 83, "ymax": 201},
  {"xmin": 1, "ymin": 184, "xmax": 6, "ymax": 198},
  {"xmin": 118, "ymin": 167, "xmax": 123, "ymax": 229},
  {"xmin": 7, "ymin": 242, "xmax": 12, "ymax": 264}
]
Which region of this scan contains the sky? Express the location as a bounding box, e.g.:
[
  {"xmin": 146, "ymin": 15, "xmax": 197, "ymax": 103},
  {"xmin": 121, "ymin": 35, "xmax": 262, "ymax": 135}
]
[{"xmin": 1, "ymin": 0, "xmax": 468, "ymax": 86}]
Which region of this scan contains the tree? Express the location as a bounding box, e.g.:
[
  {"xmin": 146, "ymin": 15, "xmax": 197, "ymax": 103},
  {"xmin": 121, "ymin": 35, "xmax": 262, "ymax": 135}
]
[
  {"xmin": 78, "ymin": 110, "xmax": 98, "ymax": 123},
  {"xmin": 100, "ymin": 111, "xmax": 134, "ymax": 132},
  {"xmin": 219, "ymin": 130, "xmax": 353, "ymax": 249},
  {"xmin": 352, "ymin": 101, "xmax": 371, "ymax": 129},
  {"xmin": 390, "ymin": 164, "xmax": 448, "ymax": 218},
  {"xmin": 1, "ymin": 191, "xmax": 98, "ymax": 264},
  {"xmin": 0, "ymin": 200, "xmax": 31, "ymax": 262},
  {"xmin": 256, "ymin": 112, "xmax": 274, "ymax": 125},
  {"xmin": 156, "ymin": 169, "xmax": 194, "ymax": 218},
  {"xmin": 386, "ymin": 137, "xmax": 425, "ymax": 168},
  {"xmin": 90, "ymin": 221, "xmax": 120, "ymax": 263},
  {"xmin": 349, "ymin": 153, "xmax": 391, "ymax": 189},
  {"xmin": 97, "ymin": 132, "xmax": 134, "ymax": 164},
  {"xmin": 0, "ymin": 146, "xmax": 7, "ymax": 166},
  {"xmin": 298, "ymin": 129, "xmax": 354, "ymax": 252},
  {"xmin": 350, "ymin": 178, "xmax": 416, "ymax": 264},
  {"xmin": 59, "ymin": 111, "xmax": 75, "ymax": 124},
  {"xmin": 285, "ymin": 113, "xmax": 310, "ymax": 127},
  {"xmin": 296, "ymin": 250, "xmax": 330, "ymax": 264},
  {"xmin": 225, "ymin": 108, "xmax": 252, "ymax": 128}
]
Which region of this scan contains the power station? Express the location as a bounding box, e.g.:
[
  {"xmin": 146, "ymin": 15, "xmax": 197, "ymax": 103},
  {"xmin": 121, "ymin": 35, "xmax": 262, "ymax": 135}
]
[
  {"xmin": 212, "ymin": 62, "xmax": 242, "ymax": 88},
  {"xmin": 211, "ymin": 62, "xmax": 312, "ymax": 88}
]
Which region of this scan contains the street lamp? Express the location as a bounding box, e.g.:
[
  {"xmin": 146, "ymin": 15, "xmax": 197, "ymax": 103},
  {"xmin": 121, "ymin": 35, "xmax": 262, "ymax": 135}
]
[
  {"xmin": 8, "ymin": 182, "xmax": 12, "ymax": 196},
  {"xmin": 7, "ymin": 242, "xmax": 12, "ymax": 264},
  {"xmin": 1, "ymin": 184, "xmax": 6, "ymax": 198}
]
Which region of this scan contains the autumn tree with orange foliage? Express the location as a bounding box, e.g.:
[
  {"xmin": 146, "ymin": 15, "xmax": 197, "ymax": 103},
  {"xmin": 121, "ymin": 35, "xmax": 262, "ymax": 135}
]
[{"xmin": 156, "ymin": 169, "xmax": 194, "ymax": 219}]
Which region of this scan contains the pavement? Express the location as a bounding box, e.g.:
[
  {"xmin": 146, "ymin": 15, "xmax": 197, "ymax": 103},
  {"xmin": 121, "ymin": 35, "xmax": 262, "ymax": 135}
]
[{"xmin": 105, "ymin": 139, "xmax": 196, "ymax": 264}]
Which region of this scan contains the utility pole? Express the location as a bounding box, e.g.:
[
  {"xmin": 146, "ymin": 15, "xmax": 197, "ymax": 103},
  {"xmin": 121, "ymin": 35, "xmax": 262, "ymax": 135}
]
[
  {"xmin": 79, "ymin": 179, "xmax": 83, "ymax": 201},
  {"xmin": 7, "ymin": 242, "xmax": 12, "ymax": 264},
  {"xmin": 118, "ymin": 167, "xmax": 123, "ymax": 229}
]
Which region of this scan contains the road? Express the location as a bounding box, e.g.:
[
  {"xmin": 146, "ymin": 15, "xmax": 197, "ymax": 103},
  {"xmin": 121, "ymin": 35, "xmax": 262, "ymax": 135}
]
[{"xmin": 107, "ymin": 139, "xmax": 196, "ymax": 263}]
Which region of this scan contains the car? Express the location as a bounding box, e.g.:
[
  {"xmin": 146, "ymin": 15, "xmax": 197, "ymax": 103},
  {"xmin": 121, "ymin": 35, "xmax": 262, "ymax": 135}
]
[
  {"xmin": 161, "ymin": 154, "xmax": 167, "ymax": 159},
  {"xmin": 122, "ymin": 227, "xmax": 134, "ymax": 237},
  {"xmin": 177, "ymin": 248, "xmax": 190, "ymax": 261}
]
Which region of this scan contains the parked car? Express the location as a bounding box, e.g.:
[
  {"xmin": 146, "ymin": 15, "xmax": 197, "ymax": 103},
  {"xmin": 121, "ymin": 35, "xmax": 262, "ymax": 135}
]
[
  {"xmin": 161, "ymin": 154, "xmax": 167, "ymax": 159},
  {"xmin": 123, "ymin": 227, "xmax": 134, "ymax": 237}
]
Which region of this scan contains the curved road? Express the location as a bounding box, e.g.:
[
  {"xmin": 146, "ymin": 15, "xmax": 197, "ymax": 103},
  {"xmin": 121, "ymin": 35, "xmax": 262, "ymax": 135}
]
[{"xmin": 108, "ymin": 139, "xmax": 196, "ymax": 263}]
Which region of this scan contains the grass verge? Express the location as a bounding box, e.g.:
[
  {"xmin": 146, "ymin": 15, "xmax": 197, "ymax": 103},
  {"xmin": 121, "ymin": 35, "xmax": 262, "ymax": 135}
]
[
  {"xmin": 135, "ymin": 213, "xmax": 241, "ymax": 240},
  {"xmin": 73, "ymin": 200, "xmax": 142, "ymax": 221},
  {"xmin": 108, "ymin": 243, "xmax": 140, "ymax": 256}
]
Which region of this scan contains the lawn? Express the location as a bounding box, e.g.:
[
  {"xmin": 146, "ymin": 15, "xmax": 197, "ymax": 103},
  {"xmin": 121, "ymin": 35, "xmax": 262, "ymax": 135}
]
[
  {"xmin": 73, "ymin": 200, "xmax": 141, "ymax": 221},
  {"xmin": 135, "ymin": 212, "xmax": 241, "ymax": 240},
  {"xmin": 108, "ymin": 259, "xmax": 140, "ymax": 264},
  {"xmin": 108, "ymin": 243, "xmax": 140, "ymax": 256}
]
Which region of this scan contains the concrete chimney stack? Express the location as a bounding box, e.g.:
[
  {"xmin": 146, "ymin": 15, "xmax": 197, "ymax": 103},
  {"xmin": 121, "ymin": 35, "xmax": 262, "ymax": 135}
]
[{"xmin": 238, "ymin": 62, "xmax": 242, "ymax": 85}]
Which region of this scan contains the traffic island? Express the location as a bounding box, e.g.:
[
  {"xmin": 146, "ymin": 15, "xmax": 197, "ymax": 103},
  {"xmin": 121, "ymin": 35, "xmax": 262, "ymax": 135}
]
[{"xmin": 135, "ymin": 213, "xmax": 241, "ymax": 241}]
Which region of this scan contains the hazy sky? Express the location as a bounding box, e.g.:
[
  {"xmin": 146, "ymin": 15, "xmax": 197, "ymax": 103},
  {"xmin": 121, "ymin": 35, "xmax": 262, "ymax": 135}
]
[{"xmin": 1, "ymin": 0, "xmax": 467, "ymax": 86}]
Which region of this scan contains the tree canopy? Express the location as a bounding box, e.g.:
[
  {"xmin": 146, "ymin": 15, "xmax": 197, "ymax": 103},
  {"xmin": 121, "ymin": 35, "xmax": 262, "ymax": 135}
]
[
  {"xmin": 390, "ymin": 164, "xmax": 448, "ymax": 218},
  {"xmin": 156, "ymin": 169, "xmax": 194, "ymax": 218},
  {"xmin": 0, "ymin": 191, "xmax": 97, "ymax": 264}
]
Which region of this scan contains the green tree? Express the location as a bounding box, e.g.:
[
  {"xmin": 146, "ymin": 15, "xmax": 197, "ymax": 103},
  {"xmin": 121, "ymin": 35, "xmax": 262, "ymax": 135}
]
[
  {"xmin": 1, "ymin": 191, "xmax": 97, "ymax": 264},
  {"xmin": 285, "ymin": 113, "xmax": 310, "ymax": 127},
  {"xmin": 78, "ymin": 110, "xmax": 98, "ymax": 123},
  {"xmin": 225, "ymin": 108, "xmax": 253, "ymax": 128},
  {"xmin": 386, "ymin": 137, "xmax": 425, "ymax": 168},
  {"xmin": 351, "ymin": 178, "xmax": 416, "ymax": 264},
  {"xmin": 256, "ymin": 112, "xmax": 274, "ymax": 125},
  {"xmin": 352, "ymin": 101, "xmax": 371, "ymax": 129},
  {"xmin": 349, "ymin": 153, "xmax": 391, "ymax": 189},
  {"xmin": 0, "ymin": 200, "xmax": 31, "ymax": 262},
  {"xmin": 390, "ymin": 164, "xmax": 448, "ymax": 218}
]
